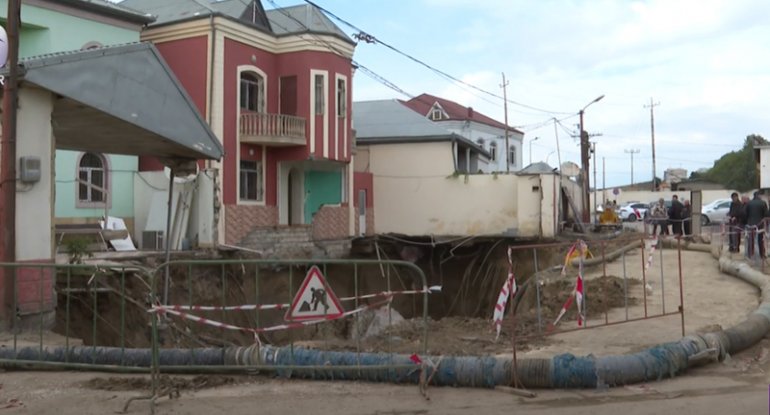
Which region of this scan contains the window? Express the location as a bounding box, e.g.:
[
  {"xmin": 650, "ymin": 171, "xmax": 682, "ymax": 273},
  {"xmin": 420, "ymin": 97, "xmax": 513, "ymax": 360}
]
[
  {"xmin": 476, "ymin": 138, "xmax": 485, "ymax": 148},
  {"xmin": 509, "ymin": 145, "xmax": 516, "ymax": 165},
  {"xmin": 429, "ymin": 108, "xmax": 444, "ymax": 121},
  {"xmin": 239, "ymin": 160, "xmax": 263, "ymax": 202},
  {"xmin": 314, "ymin": 74, "xmax": 325, "ymax": 115},
  {"xmin": 489, "ymin": 142, "xmax": 497, "ymax": 161},
  {"xmin": 78, "ymin": 153, "xmax": 107, "ymax": 205},
  {"xmin": 336, "ymin": 78, "xmax": 346, "ymax": 117},
  {"xmin": 240, "ymin": 72, "xmax": 265, "ymax": 112}
]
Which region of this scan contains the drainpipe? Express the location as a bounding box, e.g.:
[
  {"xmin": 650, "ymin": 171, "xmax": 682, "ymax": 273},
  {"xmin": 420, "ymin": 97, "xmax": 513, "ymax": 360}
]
[
  {"xmin": 205, "ymin": 14, "xmax": 216, "ymax": 170},
  {"xmin": 1, "ymin": 0, "xmax": 21, "ymax": 328}
]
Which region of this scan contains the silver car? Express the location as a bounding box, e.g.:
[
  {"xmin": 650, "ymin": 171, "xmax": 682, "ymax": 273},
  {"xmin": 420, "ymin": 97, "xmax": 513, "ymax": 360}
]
[{"xmin": 701, "ymin": 198, "xmax": 732, "ymax": 225}]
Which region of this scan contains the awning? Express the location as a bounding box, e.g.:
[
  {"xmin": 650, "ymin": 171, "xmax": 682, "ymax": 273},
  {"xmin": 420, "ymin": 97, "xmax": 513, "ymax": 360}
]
[{"xmin": 6, "ymin": 42, "xmax": 223, "ymax": 160}]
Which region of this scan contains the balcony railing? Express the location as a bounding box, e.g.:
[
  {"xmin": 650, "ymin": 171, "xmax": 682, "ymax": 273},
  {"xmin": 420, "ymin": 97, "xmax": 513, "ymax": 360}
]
[{"xmin": 239, "ymin": 112, "xmax": 307, "ymax": 146}]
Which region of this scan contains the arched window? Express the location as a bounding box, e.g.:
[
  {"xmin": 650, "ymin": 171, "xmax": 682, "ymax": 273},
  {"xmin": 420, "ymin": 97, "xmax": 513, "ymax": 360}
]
[
  {"xmin": 476, "ymin": 138, "xmax": 485, "ymax": 149},
  {"xmin": 489, "ymin": 141, "xmax": 497, "ymax": 162},
  {"xmin": 509, "ymin": 145, "xmax": 516, "ymax": 166},
  {"xmin": 77, "ymin": 153, "xmax": 107, "ymax": 205},
  {"xmin": 240, "ymin": 72, "xmax": 265, "ymax": 112}
]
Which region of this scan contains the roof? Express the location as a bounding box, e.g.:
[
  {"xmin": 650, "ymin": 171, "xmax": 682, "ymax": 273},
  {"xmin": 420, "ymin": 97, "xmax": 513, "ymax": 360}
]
[
  {"xmin": 55, "ymin": 0, "xmax": 155, "ymax": 24},
  {"xmin": 402, "ymin": 93, "xmax": 524, "ymax": 134},
  {"xmin": 12, "ymin": 43, "xmax": 223, "ymax": 160},
  {"xmin": 266, "ymin": 4, "xmax": 353, "ymax": 44},
  {"xmin": 353, "ymin": 99, "xmax": 489, "ymax": 157},
  {"xmin": 120, "ymin": 0, "xmax": 272, "ymax": 31},
  {"xmin": 517, "ymin": 162, "xmax": 557, "ymax": 175}
]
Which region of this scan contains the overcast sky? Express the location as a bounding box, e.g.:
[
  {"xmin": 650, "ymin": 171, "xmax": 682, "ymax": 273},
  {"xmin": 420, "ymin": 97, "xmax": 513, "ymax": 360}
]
[{"xmin": 279, "ymin": 0, "xmax": 769, "ymax": 188}]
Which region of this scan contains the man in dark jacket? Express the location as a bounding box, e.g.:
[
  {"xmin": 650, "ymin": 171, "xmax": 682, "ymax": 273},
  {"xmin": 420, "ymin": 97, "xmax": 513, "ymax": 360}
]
[
  {"xmin": 745, "ymin": 192, "xmax": 768, "ymax": 257},
  {"xmin": 728, "ymin": 192, "xmax": 744, "ymax": 252},
  {"xmin": 669, "ymin": 195, "xmax": 684, "ymax": 235}
]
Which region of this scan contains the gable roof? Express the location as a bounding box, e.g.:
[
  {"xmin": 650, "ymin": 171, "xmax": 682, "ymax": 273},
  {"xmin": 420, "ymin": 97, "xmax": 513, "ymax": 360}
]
[
  {"xmin": 51, "ymin": 0, "xmax": 155, "ymax": 24},
  {"xmin": 353, "ymin": 99, "xmax": 489, "ymax": 157},
  {"xmin": 266, "ymin": 4, "xmax": 353, "ymax": 44},
  {"xmin": 120, "ymin": 0, "xmax": 272, "ymax": 31},
  {"xmin": 402, "ymin": 93, "xmax": 524, "ymax": 134},
  {"xmin": 13, "ymin": 42, "xmax": 223, "ymax": 160}
]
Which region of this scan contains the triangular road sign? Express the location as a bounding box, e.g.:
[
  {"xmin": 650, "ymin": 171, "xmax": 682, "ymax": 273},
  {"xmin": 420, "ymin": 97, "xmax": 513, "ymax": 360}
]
[{"xmin": 285, "ymin": 265, "xmax": 344, "ymax": 321}]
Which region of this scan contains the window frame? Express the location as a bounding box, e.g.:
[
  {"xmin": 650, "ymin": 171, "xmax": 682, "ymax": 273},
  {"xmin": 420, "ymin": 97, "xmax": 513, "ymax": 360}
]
[
  {"xmin": 76, "ymin": 152, "xmax": 110, "ymax": 209},
  {"xmin": 240, "ymin": 72, "xmax": 265, "ymax": 113},
  {"xmin": 489, "ymin": 141, "xmax": 498, "ymax": 162},
  {"xmin": 239, "ymin": 159, "xmax": 264, "ymax": 202},
  {"xmin": 509, "ymin": 145, "xmax": 516, "ymax": 166},
  {"xmin": 336, "ymin": 77, "xmax": 347, "ymax": 118},
  {"xmin": 314, "ymin": 74, "xmax": 325, "ymax": 115}
]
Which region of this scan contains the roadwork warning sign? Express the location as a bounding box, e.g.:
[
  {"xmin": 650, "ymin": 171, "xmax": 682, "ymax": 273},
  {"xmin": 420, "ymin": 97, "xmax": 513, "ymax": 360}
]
[{"xmin": 285, "ymin": 265, "xmax": 344, "ymax": 321}]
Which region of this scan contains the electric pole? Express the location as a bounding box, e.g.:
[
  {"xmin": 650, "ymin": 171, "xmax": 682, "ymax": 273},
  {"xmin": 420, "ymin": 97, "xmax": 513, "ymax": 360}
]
[
  {"xmin": 500, "ymin": 73, "xmax": 510, "ymax": 173},
  {"xmin": 602, "ymin": 156, "xmax": 606, "ymax": 205},
  {"xmin": 645, "ymin": 98, "xmax": 660, "ymax": 191},
  {"xmin": 592, "ymin": 142, "xmax": 597, "ymax": 225},
  {"xmin": 1, "ymin": 0, "xmax": 21, "ymax": 328},
  {"xmin": 624, "ymin": 149, "xmax": 640, "ymax": 185}
]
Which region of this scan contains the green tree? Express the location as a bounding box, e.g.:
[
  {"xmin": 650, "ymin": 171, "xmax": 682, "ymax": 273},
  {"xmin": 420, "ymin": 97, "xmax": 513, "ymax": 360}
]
[{"xmin": 702, "ymin": 134, "xmax": 766, "ymax": 192}]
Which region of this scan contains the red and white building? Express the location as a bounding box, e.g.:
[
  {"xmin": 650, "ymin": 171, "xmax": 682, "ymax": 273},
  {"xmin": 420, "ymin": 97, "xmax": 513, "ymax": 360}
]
[{"xmin": 123, "ymin": 0, "xmax": 373, "ymax": 249}]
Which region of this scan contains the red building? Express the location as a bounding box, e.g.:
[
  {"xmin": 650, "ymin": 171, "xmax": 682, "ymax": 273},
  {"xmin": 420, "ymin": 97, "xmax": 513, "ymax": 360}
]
[{"xmin": 123, "ymin": 0, "xmax": 373, "ymax": 250}]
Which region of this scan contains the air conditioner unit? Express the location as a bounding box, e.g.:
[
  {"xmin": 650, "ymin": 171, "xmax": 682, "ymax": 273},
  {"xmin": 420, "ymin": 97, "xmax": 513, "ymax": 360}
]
[{"xmin": 142, "ymin": 231, "xmax": 165, "ymax": 251}]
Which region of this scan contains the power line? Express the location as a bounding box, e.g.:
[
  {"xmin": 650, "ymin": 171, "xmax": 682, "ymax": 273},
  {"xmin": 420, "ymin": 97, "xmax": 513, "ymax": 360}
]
[{"xmin": 300, "ymin": 0, "xmax": 572, "ymax": 116}]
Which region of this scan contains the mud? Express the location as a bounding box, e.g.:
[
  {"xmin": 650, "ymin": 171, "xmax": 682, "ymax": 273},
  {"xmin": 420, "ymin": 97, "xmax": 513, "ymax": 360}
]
[{"xmin": 83, "ymin": 375, "xmax": 249, "ymax": 392}]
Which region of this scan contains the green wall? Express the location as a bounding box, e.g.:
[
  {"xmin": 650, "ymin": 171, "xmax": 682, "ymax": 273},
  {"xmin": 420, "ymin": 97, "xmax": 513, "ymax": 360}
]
[
  {"xmin": 0, "ymin": 0, "xmax": 140, "ymax": 58},
  {"xmin": 55, "ymin": 150, "xmax": 137, "ymax": 219},
  {"xmin": 304, "ymin": 170, "xmax": 342, "ymax": 224},
  {"xmin": 0, "ymin": 1, "xmax": 142, "ymax": 220}
]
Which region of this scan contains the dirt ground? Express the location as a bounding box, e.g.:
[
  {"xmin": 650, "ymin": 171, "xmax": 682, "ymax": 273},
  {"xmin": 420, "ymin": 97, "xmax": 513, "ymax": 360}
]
[{"xmin": 1, "ymin": 244, "xmax": 767, "ymax": 414}]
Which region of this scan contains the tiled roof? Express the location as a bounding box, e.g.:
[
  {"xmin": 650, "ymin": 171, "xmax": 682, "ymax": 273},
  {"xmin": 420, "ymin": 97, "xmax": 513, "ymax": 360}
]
[{"xmin": 402, "ymin": 93, "xmax": 524, "ymax": 134}]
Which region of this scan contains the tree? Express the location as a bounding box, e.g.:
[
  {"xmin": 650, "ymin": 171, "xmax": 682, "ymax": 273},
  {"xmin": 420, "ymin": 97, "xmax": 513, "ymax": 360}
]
[{"xmin": 701, "ymin": 134, "xmax": 766, "ymax": 192}]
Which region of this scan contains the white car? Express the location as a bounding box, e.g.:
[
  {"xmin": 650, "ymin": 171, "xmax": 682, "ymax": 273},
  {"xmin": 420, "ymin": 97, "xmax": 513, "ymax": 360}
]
[
  {"xmin": 618, "ymin": 202, "xmax": 648, "ymax": 222},
  {"xmin": 701, "ymin": 198, "xmax": 733, "ymax": 225}
]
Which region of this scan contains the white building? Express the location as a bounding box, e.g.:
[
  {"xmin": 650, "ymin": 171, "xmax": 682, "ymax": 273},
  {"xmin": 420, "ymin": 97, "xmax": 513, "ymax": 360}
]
[{"xmin": 401, "ymin": 93, "xmax": 524, "ymax": 173}]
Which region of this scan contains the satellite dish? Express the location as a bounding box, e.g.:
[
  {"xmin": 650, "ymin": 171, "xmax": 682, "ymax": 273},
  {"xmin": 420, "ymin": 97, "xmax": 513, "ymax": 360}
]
[
  {"xmin": 0, "ymin": 26, "xmax": 7, "ymax": 68},
  {"xmin": 163, "ymin": 164, "xmax": 199, "ymax": 184},
  {"xmin": 560, "ymin": 161, "xmax": 581, "ymax": 177}
]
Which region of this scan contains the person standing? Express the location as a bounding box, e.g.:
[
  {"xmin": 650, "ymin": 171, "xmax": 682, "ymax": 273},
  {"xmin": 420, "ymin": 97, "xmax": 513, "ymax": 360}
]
[
  {"xmin": 682, "ymin": 199, "xmax": 692, "ymax": 237},
  {"xmin": 745, "ymin": 192, "xmax": 768, "ymax": 258},
  {"xmin": 651, "ymin": 198, "xmax": 669, "ymax": 236},
  {"xmin": 669, "ymin": 195, "xmax": 684, "ymax": 235},
  {"xmin": 727, "ymin": 192, "xmax": 744, "ymax": 252}
]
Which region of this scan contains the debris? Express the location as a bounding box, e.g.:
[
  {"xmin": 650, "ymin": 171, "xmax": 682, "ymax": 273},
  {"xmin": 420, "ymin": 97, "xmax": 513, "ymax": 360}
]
[{"xmin": 494, "ymin": 385, "xmax": 537, "ymax": 398}]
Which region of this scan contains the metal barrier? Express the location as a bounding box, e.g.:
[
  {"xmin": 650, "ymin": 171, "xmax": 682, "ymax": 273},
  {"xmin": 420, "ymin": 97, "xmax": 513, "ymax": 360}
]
[
  {"xmin": 0, "ymin": 258, "xmax": 430, "ymax": 414},
  {"xmin": 506, "ymin": 235, "xmax": 686, "ymax": 344}
]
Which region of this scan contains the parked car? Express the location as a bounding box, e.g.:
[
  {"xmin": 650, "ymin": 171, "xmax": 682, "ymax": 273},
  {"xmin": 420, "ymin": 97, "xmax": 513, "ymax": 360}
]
[
  {"xmin": 618, "ymin": 202, "xmax": 648, "ymax": 222},
  {"xmin": 701, "ymin": 198, "xmax": 732, "ymax": 225}
]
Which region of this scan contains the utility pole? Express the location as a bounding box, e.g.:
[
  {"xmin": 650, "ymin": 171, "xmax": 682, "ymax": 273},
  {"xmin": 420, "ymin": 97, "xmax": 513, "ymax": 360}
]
[
  {"xmin": 602, "ymin": 156, "xmax": 606, "ymax": 205},
  {"xmin": 645, "ymin": 98, "xmax": 660, "ymax": 191},
  {"xmin": 1, "ymin": 0, "xmax": 21, "ymax": 328},
  {"xmin": 500, "ymin": 72, "xmax": 510, "ymax": 173},
  {"xmin": 624, "ymin": 149, "xmax": 640, "ymax": 185},
  {"xmin": 592, "ymin": 142, "xmax": 597, "ymax": 225},
  {"xmin": 579, "ymin": 111, "xmax": 589, "ymax": 223}
]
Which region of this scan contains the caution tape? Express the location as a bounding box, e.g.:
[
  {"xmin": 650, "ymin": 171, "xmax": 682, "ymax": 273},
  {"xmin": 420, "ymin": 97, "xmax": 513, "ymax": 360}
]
[
  {"xmin": 645, "ymin": 238, "xmax": 658, "ymax": 272},
  {"xmin": 553, "ymin": 241, "xmax": 588, "ymax": 328},
  {"xmin": 149, "ymin": 297, "xmax": 392, "ymax": 335},
  {"xmin": 492, "ymin": 247, "xmax": 516, "ymax": 341},
  {"xmin": 152, "ymin": 286, "xmax": 441, "ymax": 313}
]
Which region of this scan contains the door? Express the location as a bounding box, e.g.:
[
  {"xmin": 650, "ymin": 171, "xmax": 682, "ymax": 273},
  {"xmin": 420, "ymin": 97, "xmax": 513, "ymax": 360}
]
[
  {"xmin": 280, "ymin": 76, "xmax": 298, "ymax": 116},
  {"xmin": 288, "ymin": 168, "xmax": 303, "ymax": 225},
  {"xmin": 358, "ymin": 189, "xmax": 367, "ymax": 236}
]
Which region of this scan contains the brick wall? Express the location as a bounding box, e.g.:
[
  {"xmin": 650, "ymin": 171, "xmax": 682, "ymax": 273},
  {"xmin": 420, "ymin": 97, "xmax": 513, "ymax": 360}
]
[
  {"xmin": 15, "ymin": 260, "xmax": 55, "ymax": 315},
  {"xmin": 225, "ymin": 204, "xmax": 278, "ymax": 245},
  {"xmin": 312, "ymin": 205, "xmax": 350, "ymax": 241}
]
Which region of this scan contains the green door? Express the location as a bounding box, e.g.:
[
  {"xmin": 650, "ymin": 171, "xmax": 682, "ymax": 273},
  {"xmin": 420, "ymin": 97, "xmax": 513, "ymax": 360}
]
[{"xmin": 304, "ymin": 170, "xmax": 342, "ymax": 224}]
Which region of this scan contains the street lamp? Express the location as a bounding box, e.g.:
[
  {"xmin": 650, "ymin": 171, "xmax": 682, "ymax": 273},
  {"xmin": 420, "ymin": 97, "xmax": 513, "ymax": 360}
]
[
  {"xmin": 529, "ymin": 136, "xmax": 539, "ymax": 165},
  {"xmin": 579, "ymin": 94, "xmax": 605, "ymax": 225}
]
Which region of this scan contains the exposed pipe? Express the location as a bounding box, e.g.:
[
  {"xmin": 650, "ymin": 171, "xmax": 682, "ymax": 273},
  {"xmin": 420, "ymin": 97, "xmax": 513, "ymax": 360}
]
[{"xmin": 0, "ymin": 245, "xmax": 767, "ymax": 389}]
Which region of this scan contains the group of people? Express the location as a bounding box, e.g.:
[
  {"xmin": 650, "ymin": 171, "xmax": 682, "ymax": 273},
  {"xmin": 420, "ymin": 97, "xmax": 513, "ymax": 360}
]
[
  {"xmin": 649, "ymin": 195, "xmax": 692, "ymax": 236},
  {"xmin": 726, "ymin": 191, "xmax": 769, "ymax": 257}
]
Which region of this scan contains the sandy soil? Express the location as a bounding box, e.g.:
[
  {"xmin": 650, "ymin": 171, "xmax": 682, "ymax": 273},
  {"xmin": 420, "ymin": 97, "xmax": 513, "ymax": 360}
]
[{"xmin": 0, "ymin": 244, "xmax": 766, "ymax": 414}]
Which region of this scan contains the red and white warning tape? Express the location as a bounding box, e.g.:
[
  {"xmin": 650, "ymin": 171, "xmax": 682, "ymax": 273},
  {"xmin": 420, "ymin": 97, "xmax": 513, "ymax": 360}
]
[
  {"xmin": 149, "ymin": 298, "xmax": 392, "ymax": 334},
  {"xmin": 552, "ymin": 240, "xmax": 588, "ymax": 328},
  {"xmin": 645, "ymin": 238, "xmax": 658, "ymax": 271},
  {"xmin": 152, "ymin": 286, "xmax": 441, "ymax": 313},
  {"xmin": 492, "ymin": 247, "xmax": 517, "ymax": 340}
]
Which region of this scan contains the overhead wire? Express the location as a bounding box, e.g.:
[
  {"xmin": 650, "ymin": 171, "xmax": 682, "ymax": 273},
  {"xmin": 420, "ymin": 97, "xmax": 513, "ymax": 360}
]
[{"xmin": 300, "ymin": 0, "xmax": 572, "ymax": 116}]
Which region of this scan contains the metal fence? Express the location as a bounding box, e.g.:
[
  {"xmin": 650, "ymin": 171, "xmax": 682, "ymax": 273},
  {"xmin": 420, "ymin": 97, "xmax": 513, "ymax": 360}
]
[
  {"xmin": 506, "ymin": 235, "xmax": 685, "ymax": 343},
  {"xmin": 0, "ymin": 258, "xmax": 430, "ymax": 413}
]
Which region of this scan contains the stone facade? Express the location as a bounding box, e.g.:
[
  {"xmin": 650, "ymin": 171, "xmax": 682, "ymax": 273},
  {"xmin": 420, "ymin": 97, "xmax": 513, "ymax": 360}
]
[
  {"xmin": 311, "ymin": 205, "xmax": 350, "ymax": 241},
  {"xmin": 224, "ymin": 204, "xmax": 278, "ymax": 245}
]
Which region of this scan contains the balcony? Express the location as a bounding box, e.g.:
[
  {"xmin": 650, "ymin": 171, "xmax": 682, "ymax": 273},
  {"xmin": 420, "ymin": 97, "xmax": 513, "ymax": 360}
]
[{"xmin": 239, "ymin": 112, "xmax": 307, "ymax": 146}]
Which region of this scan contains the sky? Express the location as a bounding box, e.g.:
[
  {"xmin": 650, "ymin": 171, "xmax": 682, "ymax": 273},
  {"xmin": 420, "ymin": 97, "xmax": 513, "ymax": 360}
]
[{"xmin": 268, "ymin": 0, "xmax": 770, "ymax": 188}]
